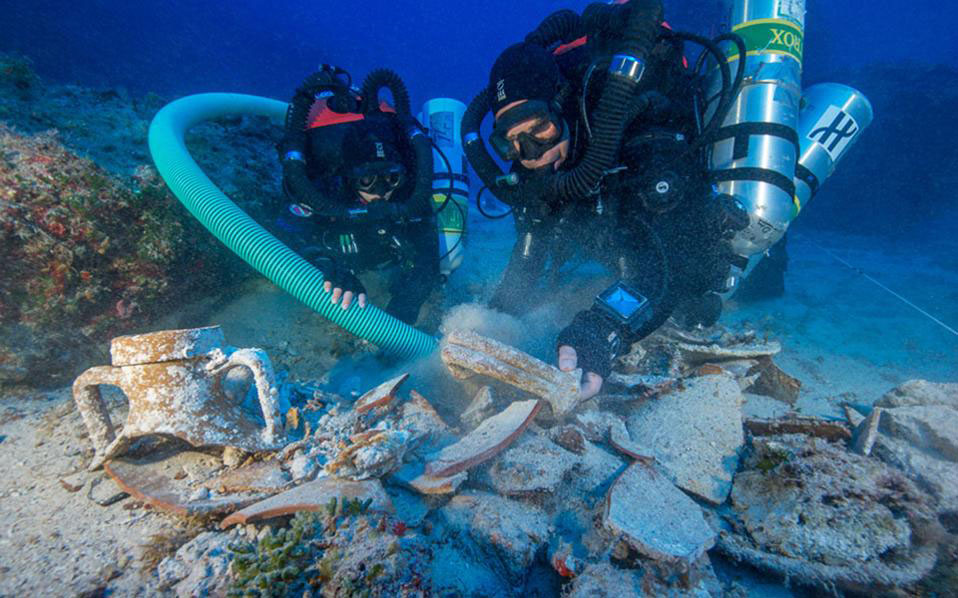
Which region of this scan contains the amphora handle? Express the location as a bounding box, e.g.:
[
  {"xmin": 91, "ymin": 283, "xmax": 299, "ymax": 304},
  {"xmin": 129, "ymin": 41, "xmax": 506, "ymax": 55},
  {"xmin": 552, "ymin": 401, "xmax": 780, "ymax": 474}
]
[
  {"xmin": 210, "ymin": 348, "xmax": 284, "ymax": 446},
  {"xmin": 72, "ymin": 366, "xmax": 124, "ymax": 460}
]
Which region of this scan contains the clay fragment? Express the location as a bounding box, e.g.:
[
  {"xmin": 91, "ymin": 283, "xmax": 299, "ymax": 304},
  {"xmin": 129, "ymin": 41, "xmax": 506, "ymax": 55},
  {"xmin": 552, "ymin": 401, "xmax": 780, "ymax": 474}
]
[
  {"xmin": 441, "ymin": 330, "xmax": 583, "ymax": 417},
  {"xmin": 604, "ymin": 463, "xmax": 715, "ymax": 566},
  {"xmin": 844, "ymin": 404, "xmax": 866, "ymax": 428},
  {"xmin": 104, "ymin": 451, "xmax": 265, "ymax": 516},
  {"xmin": 746, "ymin": 357, "xmax": 802, "ymax": 405},
  {"xmin": 220, "ymin": 477, "xmax": 393, "ymax": 528},
  {"xmin": 745, "ymin": 415, "xmax": 851, "ymax": 442},
  {"xmin": 392, "ymin": 461, "xmax": 468, "ymax": 495},
  {"xmin": 676, "ymin": 340, "xmax": 780, "ymax": 364},
  {"xmin": 354, "ymin": 373, "xmax": 408, "ymax": 413},
  {"xmin": 425, "ymin": 399, "xmax": 541, "ymax": 478},
  {"xmin": 608, "ymin": 425, "xmax": 655, "ymax": 465},
  {"xmin": 461, "ymin": 386, "xmax": 496, "ymax": 429},
  {"xmin": 851, "ymin": 407, "xmax": 883, "ymax": 456},
  {"xmin": 201, "ymin": 460, "xmax": 291, "ymax": 495}
]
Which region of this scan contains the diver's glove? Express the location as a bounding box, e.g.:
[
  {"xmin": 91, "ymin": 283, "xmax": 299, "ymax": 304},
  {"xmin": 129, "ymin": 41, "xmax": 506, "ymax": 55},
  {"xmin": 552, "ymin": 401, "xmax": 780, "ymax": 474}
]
[
  {"xmin": 310, "ymin": 255, "xmax": 368, "ymax": 310},
  {"xmin": 556, "ymin": 309, "xmax": 623, "ymax": 381}
]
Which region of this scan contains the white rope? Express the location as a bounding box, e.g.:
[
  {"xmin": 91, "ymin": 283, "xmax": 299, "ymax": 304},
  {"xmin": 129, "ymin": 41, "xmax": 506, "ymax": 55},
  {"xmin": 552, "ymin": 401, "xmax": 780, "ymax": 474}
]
[{"xmin": 798, "ymin": 235, "xmax": 958, "ymax": 338}]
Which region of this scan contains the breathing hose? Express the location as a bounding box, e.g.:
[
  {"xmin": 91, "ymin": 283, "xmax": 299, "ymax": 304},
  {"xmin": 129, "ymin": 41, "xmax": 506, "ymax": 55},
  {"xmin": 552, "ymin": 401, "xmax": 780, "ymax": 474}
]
[{"xmin": 148, "ymin": 93, "xmax": 437, "ymax": 359}]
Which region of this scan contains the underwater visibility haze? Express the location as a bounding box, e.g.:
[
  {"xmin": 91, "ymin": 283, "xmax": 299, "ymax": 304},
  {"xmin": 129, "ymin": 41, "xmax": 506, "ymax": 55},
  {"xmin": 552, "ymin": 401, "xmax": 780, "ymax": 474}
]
[{"xmin": 1, "ymin": 1, "xmax": 957, "ymax": 596}]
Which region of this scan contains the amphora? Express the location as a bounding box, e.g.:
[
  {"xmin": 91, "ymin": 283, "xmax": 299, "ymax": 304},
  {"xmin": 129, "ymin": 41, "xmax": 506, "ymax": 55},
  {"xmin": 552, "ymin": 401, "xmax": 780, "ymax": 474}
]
[{"xmin": 73, "ymin": 326, "xmax": 285, "ymax": 470}]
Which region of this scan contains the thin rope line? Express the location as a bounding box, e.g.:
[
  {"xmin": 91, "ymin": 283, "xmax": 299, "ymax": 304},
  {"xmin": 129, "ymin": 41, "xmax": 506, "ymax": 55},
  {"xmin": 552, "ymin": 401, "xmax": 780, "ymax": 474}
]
[{"xmin": 797, "ymin": 235, "xmax": 958, "ymax": 338}]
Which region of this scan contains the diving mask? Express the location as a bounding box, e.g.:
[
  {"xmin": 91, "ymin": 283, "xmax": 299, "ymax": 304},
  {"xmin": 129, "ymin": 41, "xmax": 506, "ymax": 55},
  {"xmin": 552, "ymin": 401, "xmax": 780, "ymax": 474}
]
[
  {"xmin": 350, "ymin": 162, "xmax": 406, "ymax": 199},
  {"xmin": 491, "ymin": 100, "xmax": 566, "ymax": 162}
]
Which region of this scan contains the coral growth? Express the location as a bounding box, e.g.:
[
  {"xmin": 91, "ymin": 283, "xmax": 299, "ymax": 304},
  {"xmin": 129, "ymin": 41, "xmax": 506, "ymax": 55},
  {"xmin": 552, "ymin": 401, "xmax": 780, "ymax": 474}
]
[
  {"xmin": 0, "ymin": 126, "xmax": 234, "ymax": 385},
  {"xmin": 228, "ymin": 501, "xmax": 430, "ymax": 598}
]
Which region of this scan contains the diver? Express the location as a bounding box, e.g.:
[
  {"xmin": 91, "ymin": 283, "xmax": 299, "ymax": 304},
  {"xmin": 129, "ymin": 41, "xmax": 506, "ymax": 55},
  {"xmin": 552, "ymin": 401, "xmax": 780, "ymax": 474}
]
[
  {"xmin": 274, "ymin": 66, "xmax": 441, "ymax": 326},
  {"xmin": 461, "ymin": 1, "xmax": 749, "ymax": 397}
]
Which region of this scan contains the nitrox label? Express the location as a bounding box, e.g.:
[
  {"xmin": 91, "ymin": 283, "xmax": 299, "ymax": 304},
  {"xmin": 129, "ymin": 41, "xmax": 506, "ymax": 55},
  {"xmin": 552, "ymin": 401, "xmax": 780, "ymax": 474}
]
[{"xmin": 729, "ymin": 19, "xmax": 804, "ymax": 65}]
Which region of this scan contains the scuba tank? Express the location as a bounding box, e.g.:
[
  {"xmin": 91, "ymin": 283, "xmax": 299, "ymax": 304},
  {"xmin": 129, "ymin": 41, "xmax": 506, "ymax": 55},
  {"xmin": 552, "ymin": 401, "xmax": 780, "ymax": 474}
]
[
  {"xmin": 794, "ymin": 83, "xmax": 874, "ymax": 212},
  {"xmin": 418, "ymin": 98, "xmax": 469, "ymax": 276},
  {"xmin": 706, "ymin": 0, "xmax": 806, "ymax": 285},
  {"xmin": 728, "ymin": 83, "xmax": 874, "ymax": 296}
]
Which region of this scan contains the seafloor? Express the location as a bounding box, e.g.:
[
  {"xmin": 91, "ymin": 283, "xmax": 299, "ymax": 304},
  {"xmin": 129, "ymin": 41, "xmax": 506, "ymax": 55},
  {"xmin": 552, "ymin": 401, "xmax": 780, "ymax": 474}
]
[{"xmin": 1, "ymin": 55, "xmax": 957, "ymax": 596}]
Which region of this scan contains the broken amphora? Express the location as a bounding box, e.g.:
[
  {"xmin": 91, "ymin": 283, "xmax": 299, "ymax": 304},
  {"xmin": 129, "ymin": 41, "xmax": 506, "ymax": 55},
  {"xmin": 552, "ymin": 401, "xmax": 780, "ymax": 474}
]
[{"xmin": 73, "ymin": 326, "xmax": 285, "ymax": 470}]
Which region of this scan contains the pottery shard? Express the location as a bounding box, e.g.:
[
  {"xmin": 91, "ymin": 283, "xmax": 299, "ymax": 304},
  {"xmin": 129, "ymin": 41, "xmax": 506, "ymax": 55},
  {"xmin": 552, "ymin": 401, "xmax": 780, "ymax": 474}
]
[
  {"xmin": 440, "ymin": 330, "xmax": 583, "ymax": 417},
  {"xmin": 425, "ymin": 399, "xmax": 541, "ymax": 478},
  {"xmin": 604, "ymin": 463, "xmax": 715, "ymax": 566},
  {"xmin": 745, "ymin": 357, "xmax": 801, "ymax": 405},
  {"xmin": 402, "ymin": 390, "xmax": 456, "ymax": 448},
  {"xmin": 354, "ymin": 373, "xmax": 408, "ymax": 413},
  {"xmin": 676, "ymin": 340, "xmax": 780, "ymax": 364},
  {"xmin": 441, "ymin": 491, "xmax": 552, "ymax": 583},
  {"xmin": 744, "ymin": 415, "xmax": 851, "ymax": 442},
  {"xmin": 461, "ymin": 386, "xmax": 496, "ymax": 429},
  {"xmin": 201, "ymin": 460, "xmax": 291, "ymax": 495},
  {"xmin": 489, "ymin": 432, "xmax": 581, "ymax": 496},
  {"xmin": 392, "ymin": 461, "xmax": 468, "ymax": 496},
  {"xmin": 851, "ymin": 407, "xmax": 883, "ymax": 456},
  {"xmin": 105, "ymin": 450, "xmax": 265, "ymax": 516},
  {"xmin": 219, "ymin": 477, "xmax": 393, "ymax": 528},
  {"xmin": 626, "ymin": 375, "xmax": 744, "ymax": 504}
]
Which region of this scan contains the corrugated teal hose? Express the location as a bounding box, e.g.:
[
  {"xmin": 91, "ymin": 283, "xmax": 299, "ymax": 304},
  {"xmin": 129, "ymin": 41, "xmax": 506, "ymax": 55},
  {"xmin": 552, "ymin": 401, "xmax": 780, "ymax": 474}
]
[{"xmin": 148, "ymin": 93, "xmax": 438, "ymax": 360}]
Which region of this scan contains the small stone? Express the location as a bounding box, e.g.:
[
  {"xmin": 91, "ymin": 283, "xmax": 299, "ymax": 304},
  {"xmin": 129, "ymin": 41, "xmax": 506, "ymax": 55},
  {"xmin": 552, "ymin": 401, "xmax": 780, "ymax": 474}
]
[
  {"xmin": 221, "ymin": 446, "xmax": 249, "ymax": 468},
  {"xmin": 188, "ymin": 487, "xmax": 210, "ymax": 501},
  {"xmin": 549, "ymin": 424, "xmax": 586, "ymax": 455},
  {"xmin": 604, "ymin": 463, "xmax": 715, "ymax": 566},
  {"xmin": 288, "ymin": 450, "xmax": 318, "ymax": 481}
]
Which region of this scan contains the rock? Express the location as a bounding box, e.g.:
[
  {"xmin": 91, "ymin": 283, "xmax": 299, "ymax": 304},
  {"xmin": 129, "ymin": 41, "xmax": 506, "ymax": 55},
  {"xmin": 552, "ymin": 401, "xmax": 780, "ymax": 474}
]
[
  {"xmin": 488, "ymin": 431, "xmax": 581, "ymax": 496},
  {"xmin": 721, "ymin": 434, "xmax": 939, "ymax": 592},
  {"xmin": 626, "ymin": 375, "xmax": 744, "ymax": 504},
  {"xmin": 425, "ymin": 399, "xmax": 541, "ymax": 478},
  {"xmin": 744, "ymin": 415, "xmax": 851, "ymax": 442},
  {"xmin": 872, "ymin": 404, "xmax": 958, "ymax": 514},
  {"xmin": 441, "ymin": 491, "xmax": 552, "ymax": 583},
  {"xmin": 564, "ymin": 563, "xmax": 643, "ymax": 597},
  {"xmin": 851, "ymin": 407, "xmax": 883, "ymax": 456},
  {"xmin": 157, "ymin": 531, "xmax": 232, "ymax": 597},
  {"xmin": 604, "ymin": 463, "xmax": 715, "ymax": 566},
  {"xmin": 876, "ymin": 379, "xmax": 958, "ymax": 409},
  {"xmin": 354, "ymin": 373, "xmax": 408, "ymax": 413},
  {"xmin": 220, "ymin": 477, "xmax": 393, "ymax": 528},
  {"xmin": 287, "ymin": 450, "xmax": 318, "ymax": 481},
  {"xmin": 461, "ymin": 385, "xmax": 496, "ymax": 429}
]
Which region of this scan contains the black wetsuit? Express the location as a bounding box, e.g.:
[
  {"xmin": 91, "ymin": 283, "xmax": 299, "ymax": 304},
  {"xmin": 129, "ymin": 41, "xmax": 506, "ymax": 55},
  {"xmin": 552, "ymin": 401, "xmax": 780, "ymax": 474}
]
[
  {"xmin": 273, "ymin": 113, "xmax": 440, "ymax": 326},
  {"xmin": 491, "ymin": 3, "xmax": 744, "ymax": 377}
]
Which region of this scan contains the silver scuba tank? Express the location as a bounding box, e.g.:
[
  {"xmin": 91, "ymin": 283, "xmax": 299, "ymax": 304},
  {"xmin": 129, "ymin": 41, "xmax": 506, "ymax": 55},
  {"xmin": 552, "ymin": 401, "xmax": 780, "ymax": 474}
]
[
  {"xmin": 726, "ymin": 83, "xmax": 874, "ymax": 298},
  {"xmin": 707, "ymin": 0, "xmax": 805, "ymax": 273},
  {"xmin": 794, "ymin": 83, "xmax": 874, "ymax": 212}
]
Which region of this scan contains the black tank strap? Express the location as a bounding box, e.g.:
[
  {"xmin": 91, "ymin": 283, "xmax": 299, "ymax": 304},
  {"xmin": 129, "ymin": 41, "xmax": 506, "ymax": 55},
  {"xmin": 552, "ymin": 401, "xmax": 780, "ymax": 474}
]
[
  {"xmin": 710, "ymin": 167, "xmax": 796, "ymax": 198},
  {"xmin": 432, "ymin": 172, "xmax": 470, "ymax": 185},
  {"xmin": 714, "ymin": 122, "xmax": 799, "ymax": 161},
  {"xmin": 794, "ymin": 163, "xmax": 820, "ymax": 198}
]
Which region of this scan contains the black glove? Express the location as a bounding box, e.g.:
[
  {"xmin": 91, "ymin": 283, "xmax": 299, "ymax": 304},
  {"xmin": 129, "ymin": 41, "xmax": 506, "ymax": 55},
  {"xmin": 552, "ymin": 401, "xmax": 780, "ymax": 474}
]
[
  {"xmin": 556, "ymin": 309, "xmax": 622, "ymax": 379},
  {"xmin": 309, "ymin": 255, "xmax": 367, "ymax": 298}
]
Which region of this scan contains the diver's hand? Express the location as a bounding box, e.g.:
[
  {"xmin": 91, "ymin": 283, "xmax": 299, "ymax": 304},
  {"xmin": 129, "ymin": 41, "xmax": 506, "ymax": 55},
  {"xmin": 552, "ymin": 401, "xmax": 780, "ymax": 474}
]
[
  {"xmin": 323, "ymin": 281, "xmax": 367, "ymax": 310},
  {"xmin": 558, "ymin": 345, "xmax": 603, "ymax": 400}
]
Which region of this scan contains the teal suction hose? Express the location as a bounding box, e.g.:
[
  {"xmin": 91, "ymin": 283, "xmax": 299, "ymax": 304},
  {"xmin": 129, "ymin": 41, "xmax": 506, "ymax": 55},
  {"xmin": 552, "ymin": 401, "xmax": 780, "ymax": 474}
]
[{"xmin": 148, "ymin": 93, "xmax": 437, "ymax": 359}]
